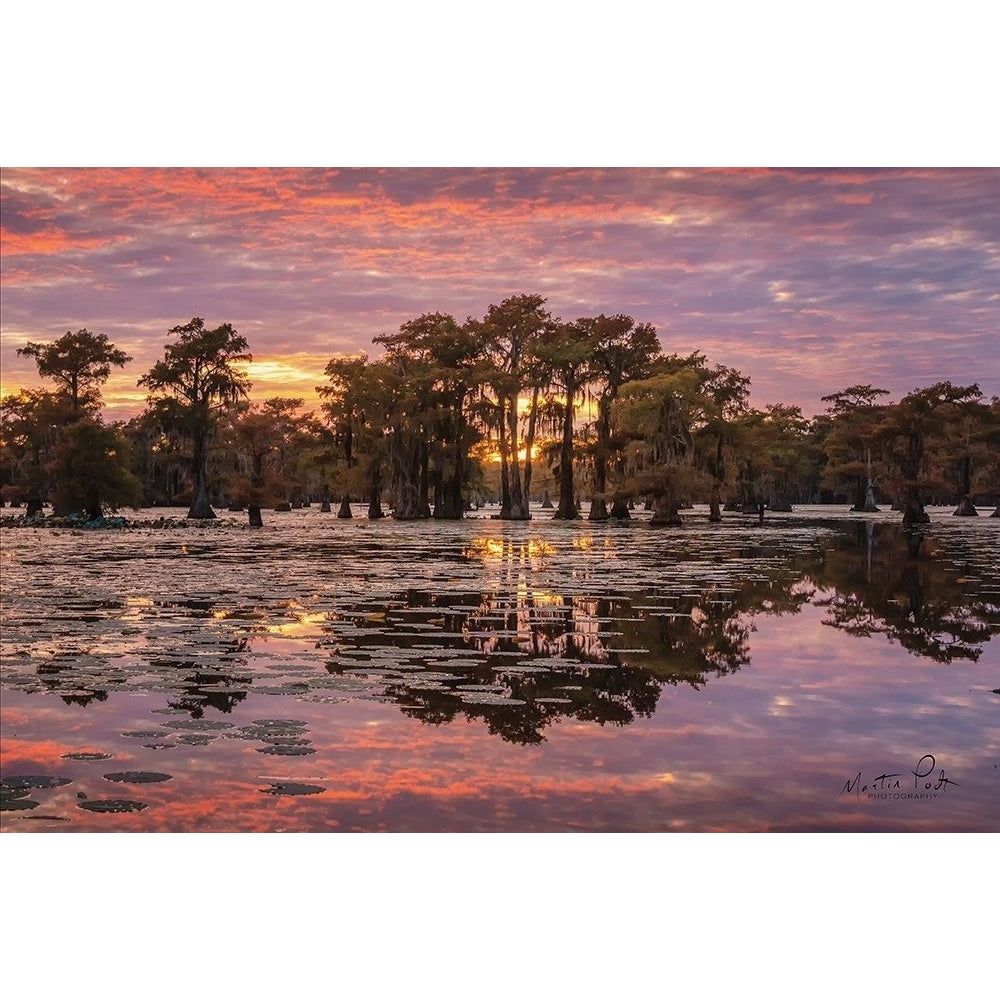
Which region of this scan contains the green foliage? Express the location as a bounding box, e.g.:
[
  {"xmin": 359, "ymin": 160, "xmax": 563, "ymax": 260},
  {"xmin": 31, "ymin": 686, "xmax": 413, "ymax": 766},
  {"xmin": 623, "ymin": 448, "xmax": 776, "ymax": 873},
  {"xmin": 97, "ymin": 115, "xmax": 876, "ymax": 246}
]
[{"xmin": 47, "ymin": 418, "xmax": 142, "ymax": 518}]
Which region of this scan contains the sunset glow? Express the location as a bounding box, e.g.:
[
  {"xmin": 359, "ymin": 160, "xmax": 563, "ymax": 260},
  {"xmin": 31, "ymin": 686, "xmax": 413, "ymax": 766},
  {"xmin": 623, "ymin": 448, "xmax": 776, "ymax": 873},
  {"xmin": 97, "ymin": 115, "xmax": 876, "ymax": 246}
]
[{"xmin": 3, "ymin": 168, "xmax": 997, "ymax": 421}]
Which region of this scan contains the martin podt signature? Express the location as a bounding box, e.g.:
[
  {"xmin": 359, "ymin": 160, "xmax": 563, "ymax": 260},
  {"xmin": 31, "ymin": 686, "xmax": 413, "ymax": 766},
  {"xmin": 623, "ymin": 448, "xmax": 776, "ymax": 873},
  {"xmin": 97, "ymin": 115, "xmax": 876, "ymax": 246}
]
[{"xmin": 840, "ymin": 754, "xmax": 960, "ymax": 800}]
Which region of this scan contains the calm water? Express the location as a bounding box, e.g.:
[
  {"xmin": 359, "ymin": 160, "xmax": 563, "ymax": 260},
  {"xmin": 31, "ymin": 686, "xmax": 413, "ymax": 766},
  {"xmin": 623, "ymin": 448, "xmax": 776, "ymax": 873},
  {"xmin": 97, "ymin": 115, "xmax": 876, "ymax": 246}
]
[{"xmin": 2, "ymin": 504, "xmax": 997, "ymax": 832}]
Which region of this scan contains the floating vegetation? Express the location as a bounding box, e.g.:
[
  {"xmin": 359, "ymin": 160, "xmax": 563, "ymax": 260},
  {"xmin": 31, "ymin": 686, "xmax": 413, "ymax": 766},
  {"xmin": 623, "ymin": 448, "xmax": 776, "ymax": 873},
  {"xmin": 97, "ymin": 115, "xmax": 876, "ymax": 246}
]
[
  {"xmin": 260, "ymin": 783, "xmax": 325, "ymax": 796},
  {"xmin": 455, "ymin": 692, "xmax": 527, "ymax": 706},
  {"xmin": 162, "ymin": 719, "xmax": 235, "ymax": 731},
  {"xmin": 78, "ymin": 799, "xmax": 148, "ymax": 813},
  {"xmin": 1, "ymin": 775, "xmax": 72, "ymax": 790},
  {"xmin": 142, "ymin": 742, "xmax": 176, "ymax": 750},
  {"xmin": 255, "ymin": 745, "xmax": 317, "ymax": 755},
  {"xmin": 121, "ymin": 730, "xmax": 166, "ymax": 739},
  {"xmin": 103, "ymin": 771, "xmax": 173, "ymax": 783},
  {"xmin": 61, "ymin": 752, "xmax": 113, "ymax": 761},
  {"xmin": 1, "ymin": 798, "xmax": 40, "ymax": 811}
]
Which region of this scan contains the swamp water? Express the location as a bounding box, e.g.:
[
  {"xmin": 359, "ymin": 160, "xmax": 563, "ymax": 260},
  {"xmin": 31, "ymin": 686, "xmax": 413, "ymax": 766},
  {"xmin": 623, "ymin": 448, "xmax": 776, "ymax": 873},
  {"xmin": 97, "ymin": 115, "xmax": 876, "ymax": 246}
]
[{"xmin": 1, "ymin": 505, "xmax": 997, "ymax": 832}]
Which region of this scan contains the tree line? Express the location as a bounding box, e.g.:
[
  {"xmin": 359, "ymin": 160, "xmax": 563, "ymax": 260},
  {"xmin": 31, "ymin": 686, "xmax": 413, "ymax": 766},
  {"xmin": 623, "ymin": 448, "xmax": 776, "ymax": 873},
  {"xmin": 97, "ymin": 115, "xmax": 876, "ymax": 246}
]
[{"xmin": 2, "ymin": 294, "xmax": 998, "ymax": 526}]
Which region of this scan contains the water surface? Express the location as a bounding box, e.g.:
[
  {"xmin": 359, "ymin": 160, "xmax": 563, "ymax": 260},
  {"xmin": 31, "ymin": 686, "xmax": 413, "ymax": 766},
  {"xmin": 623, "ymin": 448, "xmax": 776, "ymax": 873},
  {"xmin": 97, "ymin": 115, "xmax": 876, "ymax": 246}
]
[{"xmin": 2, "ymin": 505, "xmax": 997, "ymax": 831}]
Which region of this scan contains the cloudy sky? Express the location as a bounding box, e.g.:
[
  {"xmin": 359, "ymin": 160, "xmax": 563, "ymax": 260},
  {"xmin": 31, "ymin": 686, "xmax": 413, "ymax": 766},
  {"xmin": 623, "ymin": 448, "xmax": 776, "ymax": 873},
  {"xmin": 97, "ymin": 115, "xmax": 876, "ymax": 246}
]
[{"xmin": 2, "ymin": 166, "xmax": 997, "ymax": 421}]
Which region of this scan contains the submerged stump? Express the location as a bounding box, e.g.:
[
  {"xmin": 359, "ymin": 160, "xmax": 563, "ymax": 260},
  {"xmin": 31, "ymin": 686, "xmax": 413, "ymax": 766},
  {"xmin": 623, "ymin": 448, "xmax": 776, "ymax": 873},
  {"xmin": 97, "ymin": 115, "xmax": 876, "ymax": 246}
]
[{"xmin": 953, "ymin": 496, "xmax": 979, "ymax": 516}]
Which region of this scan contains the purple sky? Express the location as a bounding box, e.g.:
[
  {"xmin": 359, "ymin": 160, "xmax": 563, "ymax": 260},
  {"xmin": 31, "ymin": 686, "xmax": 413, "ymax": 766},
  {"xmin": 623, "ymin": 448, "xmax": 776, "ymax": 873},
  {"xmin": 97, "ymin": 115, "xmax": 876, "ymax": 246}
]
[{"xmin": 2, "ymin": 167, "xmax": 998, "ymax": 421}]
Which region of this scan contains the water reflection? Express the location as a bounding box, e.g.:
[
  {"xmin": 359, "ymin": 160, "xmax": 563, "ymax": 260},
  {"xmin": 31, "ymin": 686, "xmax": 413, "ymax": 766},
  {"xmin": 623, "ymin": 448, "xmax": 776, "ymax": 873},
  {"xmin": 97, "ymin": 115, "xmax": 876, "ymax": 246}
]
[
  {"xmin": 2, "ymin": 511, "xmax": 997, "ymax": 831},
  {"xmin": 811, "ymin": 523, "xmax": 999, "ymax": 662}
]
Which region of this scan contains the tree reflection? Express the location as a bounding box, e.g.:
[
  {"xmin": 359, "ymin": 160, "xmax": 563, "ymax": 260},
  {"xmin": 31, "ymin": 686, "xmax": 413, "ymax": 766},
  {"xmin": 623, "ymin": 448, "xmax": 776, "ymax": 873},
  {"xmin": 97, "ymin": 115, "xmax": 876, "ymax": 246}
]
[
  {"xmin": 810, "ymin": 523, "xmax": 999, "ymax": 662},
  {"xmin": 324, "ymin": 560, "xmax": 815, "ymax": 745}
]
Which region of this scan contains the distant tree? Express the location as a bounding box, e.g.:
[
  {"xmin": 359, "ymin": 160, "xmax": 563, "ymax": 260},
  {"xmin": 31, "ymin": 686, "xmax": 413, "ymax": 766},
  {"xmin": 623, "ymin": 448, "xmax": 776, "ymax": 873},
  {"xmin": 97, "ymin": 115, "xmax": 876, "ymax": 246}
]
[
  {"xmin": 877, "ymin": 382, "xmax": 983, "ymax": 525},
  {"xmin": 613, "ymin": 353, "xmax": 713, "ymax": 525},
  {"xmin": 937, "ymin": 396, "xmax": 997, "ymax": 515},
  {"xmin": 734, "ymin": 404, "xmax": 813, "ymax": 517},
  {"xmin": 138, "ymin": 318, "xmax": 252, "ymax": 519},
  {"xmin": 17, "ymin": 328, "xmax": 131, "ymax": 413},
  {"xmin": 582, "ymin": 316, "xmax": 661, "ymax": 520},
  {"xmin": 692, "ymin": 362, "xmax": 751, "ymax": 521},
  {"xmin": 318, "ymin": 355, "xmax": 388, "ymax": 518},
  {"xmin": 820, "ymin": 384, "xmax": 890, "ymax": 511},
  {"xmin": 471, "ymin": 294, "xmax": 554, "ymax": 520},
  {"xmin": 223, "ymin": 398, "xmax": 307, "ymax": 526},
  {"xmin": 47, "ymin": 418, "xmax": 142, "ymax": 519},
  {"xmin": 375, "ymin": 312, "xmax": 485, "ymax": 519},
  {"xmin": 533, "ymin": 319, "xmax": 597, "ymax": 520},
  {"xmin": 0, "ymin": 389, "xmax": 75, "ymax": 514}
]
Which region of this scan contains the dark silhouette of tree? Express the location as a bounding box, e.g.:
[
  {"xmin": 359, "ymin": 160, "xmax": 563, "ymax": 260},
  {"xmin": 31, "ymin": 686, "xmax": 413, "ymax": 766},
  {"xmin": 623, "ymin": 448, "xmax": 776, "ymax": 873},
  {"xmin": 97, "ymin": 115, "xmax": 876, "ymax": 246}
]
[
  {"xmin": 692, "ymin": 363, "xmax": 751, "ymax": 521},
  {"xmin": 375, "ymin": 313, "xmax": 485, "ymax": 519},
  {"xmin": 877, "ymin": 382, "xmax": 983, "ymax": 524},
  {"xmin": 820, "ymin": 384, "xmax": 890, "ymax": 511},
  {"xmin": 17, "ymin": 328, "xmax": 131, "ymax": 414},
  {"xmin": 533, "ymin": 318, "xmax": 596, "ymax": 520},
  {"xmin": 581, "ymin": 315, "xmax": 661, "ymax": 520},
  {"xmin": 138, "ymin": 318, "xmax": 252, "ymax": 519},
  {"xmin": 613, "ymin": 353, "xmax": 712, "ymax": 525},
  {"xmin": 0, "ymin": 389, "xmax": 72, "ymax": 513},
  {"xmin": 471, "ymin": 294, "xmax": 554, "ymax": 520},
  {"xmin": 47, "ymin": 418, "xmax": 142, "ymax": 519}
]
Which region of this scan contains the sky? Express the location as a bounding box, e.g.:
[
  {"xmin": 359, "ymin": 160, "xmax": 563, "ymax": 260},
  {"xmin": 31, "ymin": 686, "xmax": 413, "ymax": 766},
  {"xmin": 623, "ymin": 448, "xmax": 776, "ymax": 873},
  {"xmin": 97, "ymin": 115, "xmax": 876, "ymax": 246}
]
[{"xmin": 3, "ymin": 166, "xmax": 998, "ymax": 422}]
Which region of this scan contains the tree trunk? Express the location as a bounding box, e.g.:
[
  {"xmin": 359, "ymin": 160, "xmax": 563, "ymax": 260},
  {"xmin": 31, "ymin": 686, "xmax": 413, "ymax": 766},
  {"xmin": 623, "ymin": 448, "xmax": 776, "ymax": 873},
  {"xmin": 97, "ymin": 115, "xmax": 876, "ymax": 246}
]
[
  {"xmin": 953, "ymin": 496, "xmax": 978, "ymax": 516},
  {"xmin": 553, "ymin": 387, "xmax": 580, "ymax": 520},
  {"xmin": 648, "ymin": 491, "xmax": 683, "ymax": 526},
  {"xmin": 901, "ymin": 488, "xmax": 930, "ymax": 525},
  {"xmin": 187, "ymin": 439, "xmax": 216, "ymax": 519},
  {"xmin": 609, "ymin": 497, "xmax": 630, "ymax": 519},
  {"xmin": 588, "ymin": 496, "xmax": 609, "ymax": 521},
  {"xmin": 26, "ymin": 496, "xmax": 44, "ymax": 517},
  {"xmin": 338, "ymin": 495, "xmax": 353, "ymax": 518},
  {"xmin": 248, "ymin": 505, "xmax": 263, "ymax": 527},
  {"xmin": 709, "ymin": 483, "xmax": 722, "ymax": 523}
]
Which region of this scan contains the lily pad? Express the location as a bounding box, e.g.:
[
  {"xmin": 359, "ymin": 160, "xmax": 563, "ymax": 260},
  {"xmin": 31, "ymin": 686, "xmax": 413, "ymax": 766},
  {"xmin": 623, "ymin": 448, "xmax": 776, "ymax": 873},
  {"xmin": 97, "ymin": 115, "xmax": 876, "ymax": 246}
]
[
  {"xmin": 255, "ymin": 745, "xmax": 316, "ymax": 755},
  {"xmin": 1, "ymin": 798, "xmax": 40, "ymax": 811},
  {"xmin": 103, "ymin": 771, "xmax": 173, "ymax": 784},
  {"xmin": 61, "ymin": 752, "xmax": 113, "ymax": 761},
  {"xmin": 251, "ymin": 719, "xmax": 308, "ymax": 728},
  {"xmin": 163, "ymin": 719, "xmax": 234, "ymax": 731},
  {"xmin": 121, "ymin": 730, "xmax": 165, "ymax": 738},
  {"xmin": 0, "ymin": 786, "xmax": 31, "ymax": 801},
  {"xmin": 79, "ymin": 799, "xmax": 148, "ymax": 813},
  {"xmin": 260, "ymin": 783, "xmax": 325, "ymax": 796},
  {"xmin": 1, "ymin": 775, "xmax": 72, "ymax": 790}
]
